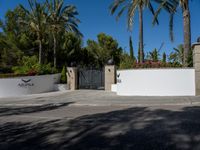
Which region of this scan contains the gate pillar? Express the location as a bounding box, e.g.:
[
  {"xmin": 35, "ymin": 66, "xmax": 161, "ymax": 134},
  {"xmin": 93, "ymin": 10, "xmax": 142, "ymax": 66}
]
[
  {"xmin": 193, "ymin": 40, "xmax": 200, "ymax": 95},
  {"xmin": 67, "ymin": 67, "xmax": 78, "ymax": 90},
  {"xmin": 105, "ymin": 65, "xmax": 116, "ymax": 91}
]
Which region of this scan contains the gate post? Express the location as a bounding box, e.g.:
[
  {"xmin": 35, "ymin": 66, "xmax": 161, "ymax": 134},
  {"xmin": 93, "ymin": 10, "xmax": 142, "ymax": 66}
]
[
  {"xmin": 193, "ymin": 39, "xmax": 200, "ymax": 95},
  {"xmin": 67, "ymin": 67, "xmax": 78, "ymax": 90},
  {"xmin": 105, "ymin": 65, "xmax": 116, "ymax": 91}
]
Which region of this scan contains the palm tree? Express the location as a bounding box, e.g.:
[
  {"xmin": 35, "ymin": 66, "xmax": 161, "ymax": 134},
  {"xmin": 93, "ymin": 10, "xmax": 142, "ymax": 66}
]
[
  {"xmin": 46, "ymin": 0, "xmax": 81, "ymax": 68},
  {"xmin": 20, "ymin": 0, "xmax": 47, "ymax": 64},
  {"xmin": 149, "ymin": 48, "xmax": 159, "ymax": 62},
  {"xmin": 180, "ymin": 0, "xmax": 191, "ymax": 67},
  {"xmin": 154, "ymin": 0, "xmax": 191, "ymax": 67},
  {"xmin": 110, "ymin": 0, "xmax": 158, "ymax": 63},
  {"xmin": 169, "ymin": 44, "xmax": 184, "ymax": 65}
]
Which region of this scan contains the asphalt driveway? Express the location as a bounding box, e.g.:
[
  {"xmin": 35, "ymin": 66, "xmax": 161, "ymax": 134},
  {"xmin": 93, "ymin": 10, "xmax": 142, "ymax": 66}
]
[
  {"xmin": 0, "ymin": 90, "xmax": 200, "ymax": 107},
  {"xmin": 1, "ymin": 90, "xmax": 200, "ymax": 150}
]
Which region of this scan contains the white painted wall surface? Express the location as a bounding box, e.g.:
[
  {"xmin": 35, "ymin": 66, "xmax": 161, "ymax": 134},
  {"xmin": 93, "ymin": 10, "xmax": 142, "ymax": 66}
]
[
  {"xmin": 111, "ymin": 84, "xmax": 117, "ymax": 92},
  {"xmin": 54, "ymin": 84, "xmax": 69, "ymax": 91},
  {"xmin": 117, "ymin": 69, "xmax": 195, "ymax": 96},
  {"xmin": 0, "ymin": 74, "xmax": 61, "ymax": 98}
]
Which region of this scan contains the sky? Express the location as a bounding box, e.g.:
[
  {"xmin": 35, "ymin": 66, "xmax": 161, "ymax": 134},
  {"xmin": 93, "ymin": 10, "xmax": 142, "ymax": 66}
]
[{"xmin": 0, "ymin": 0, "xmax": 200, "ymax": 56}]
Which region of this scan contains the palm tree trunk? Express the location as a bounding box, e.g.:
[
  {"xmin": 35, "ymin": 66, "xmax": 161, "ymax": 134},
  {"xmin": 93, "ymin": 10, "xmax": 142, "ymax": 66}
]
[
  {"xmin": 182, "ymin": 0, "xmax": 191, "ymax": 67},
  {"xmin": 139, "ymin": 5, "xmax": 144, "ymax": 63},
  {"xmin": 53, "ymin": 33, "xmax": 57, "ymax": 68}
]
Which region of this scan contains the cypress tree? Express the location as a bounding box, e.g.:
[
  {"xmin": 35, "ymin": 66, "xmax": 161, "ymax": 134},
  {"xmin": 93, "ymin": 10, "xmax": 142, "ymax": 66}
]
[
  {"xmin": 162, "ymin": 52, "xmax": 166, "ymax": 63},
  {"xmin": 129, "ymin": 36, "xmax": 134, "ymax": 60},
  {"xmin": 137, "ymin": 41, "xmax": 140, "ymax": 62}
]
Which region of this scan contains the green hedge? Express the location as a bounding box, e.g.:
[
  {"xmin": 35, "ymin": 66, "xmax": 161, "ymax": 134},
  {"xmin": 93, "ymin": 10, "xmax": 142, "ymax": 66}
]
[{"xmin": 0, "ymin": 73, "xmax": 29, "ymax": 78}]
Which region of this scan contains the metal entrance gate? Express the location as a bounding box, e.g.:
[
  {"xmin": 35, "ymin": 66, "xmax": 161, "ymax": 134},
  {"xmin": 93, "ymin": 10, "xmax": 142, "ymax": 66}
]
[{"xmin": 78, "ymin": 68, "xmax": 104, "ymax": 90}]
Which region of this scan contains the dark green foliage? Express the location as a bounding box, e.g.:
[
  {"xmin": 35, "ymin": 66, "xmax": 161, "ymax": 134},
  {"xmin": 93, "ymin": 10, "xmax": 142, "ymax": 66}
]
[
  {"xmin": 137, "ymin": 42, "xmax": 144, "ymax": 62},
  {"xmin": 12, "ymin": 56, "xmax": 57, "ymax": 75},
  {"xmin": 137, "ymin": 44, "xmax": 140, "ymax": 62},
  {"xmin": 86, "ymin": 33, "xmax": 122, "ymax": 68},
  {"xmin": 46, "ymin": 0, "xmax": 81, "ymax": 67},
  {"xmin": 60, "ymin": 66, "xmax": 67, "ymax": 84},
  {"xmin": 129, "ymin": 36, "xmax": 134, "ymax": 60},
  {"xmin": 149, "ymin": 48, "xmax": 159, "ymax": 62},
  {"xmin": 57, "ymin": 32, "xmax": 82, "ymax": 67},
  {"xmin": 0, "ymin": 34, "xmax": 24, "ymax": 68},
  {"xmin": 162, "ymin": 52, "xmax": 167, "ymax": 63},
  {"xmin": 0, "ymin": 6, "xmax": 37, "ymax": 69},
  {"xmin": 0, "ymin": 67, "xmax": 13, "ymax": 74},
  {"xmin": 119, "ymin": 53, "xmax": 135, "ymax": 69},
  {"xmin": 187, "ymin": 49, "xmax": 193, "ymax": 67},
  {"xmin": 0, "ymin": 0, "xmax": 82, "ymax": 70},
  {"xmin": 169, "ymin": 44, "xmax": 184, "ymax": 65}
]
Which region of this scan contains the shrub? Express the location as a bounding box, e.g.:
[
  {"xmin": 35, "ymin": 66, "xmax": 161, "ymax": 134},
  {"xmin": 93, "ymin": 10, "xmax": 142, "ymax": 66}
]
[
  {"xmin": 0, "ymin": 67, "xmax": 12, "ymax": 74},
  {"xmin": 119, "ymin": 54, "xmax": 135, "ymax": 69},
  {"xmin": 0, "ymin": 73, "xmax": 29, "ymax": 78},
  {"xmin": 133, "ymin": 61, "xmax": 182, "ymax": 69},
  {"xmin": 12, "ymin": 56, "xmax": 58, "ymax": 76},
  {"xmin": 60, "ymin": 66, "xmax": 67, "ymax": 83}
]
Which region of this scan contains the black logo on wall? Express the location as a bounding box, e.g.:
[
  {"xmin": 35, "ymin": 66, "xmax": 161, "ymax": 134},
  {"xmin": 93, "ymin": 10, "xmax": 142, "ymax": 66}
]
[
  {"xmin": 18, "ymin": 79, "xmax": 34, "ymax": 87},
  {"xmin": 117, "ymin": 73, "xmax": 122, "ymax": 83}
]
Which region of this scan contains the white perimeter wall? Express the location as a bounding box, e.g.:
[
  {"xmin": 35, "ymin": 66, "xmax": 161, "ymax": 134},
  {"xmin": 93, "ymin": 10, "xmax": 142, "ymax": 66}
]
[
  {"xmin": 0, "ymin": 73, "xmax": 61, "ymax": 98},
  {"xmin": 117, "ymin": 69, "xmax": 195, "ymax": 96}
]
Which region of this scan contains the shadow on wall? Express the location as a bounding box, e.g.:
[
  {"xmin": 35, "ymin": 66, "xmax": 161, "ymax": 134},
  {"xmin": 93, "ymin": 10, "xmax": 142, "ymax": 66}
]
[{"xmin": 1, "ymin": 106, "xmax": 200, "ymax": 150}]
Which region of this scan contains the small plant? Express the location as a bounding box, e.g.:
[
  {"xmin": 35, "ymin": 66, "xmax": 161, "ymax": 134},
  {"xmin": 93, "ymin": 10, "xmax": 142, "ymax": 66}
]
[{"xmin": 60, "ymin": 66, "xmax": 67, "ymax": 83}]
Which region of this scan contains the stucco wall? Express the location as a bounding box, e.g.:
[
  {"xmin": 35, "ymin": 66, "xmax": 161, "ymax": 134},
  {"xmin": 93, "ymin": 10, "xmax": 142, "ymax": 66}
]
[
  {"xmin": 117, "ymin": 69, "xmax": 195, "ymax": 96},
  {"xmin": 0, "ymin": 73, "xmax": 61, "ymax": 98}
]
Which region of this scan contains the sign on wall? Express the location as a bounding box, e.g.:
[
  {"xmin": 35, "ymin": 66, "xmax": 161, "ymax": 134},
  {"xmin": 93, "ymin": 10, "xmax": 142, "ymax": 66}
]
[{"xmin": 18, "ymin": 79, "xmax": 34, "ymax": 88}]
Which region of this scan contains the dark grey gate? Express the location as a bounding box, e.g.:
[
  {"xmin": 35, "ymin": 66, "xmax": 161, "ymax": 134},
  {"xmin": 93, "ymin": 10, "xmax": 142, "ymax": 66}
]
[{"xmin": 78, "ymin": 68, "xmax": 104, "ymax": 90}]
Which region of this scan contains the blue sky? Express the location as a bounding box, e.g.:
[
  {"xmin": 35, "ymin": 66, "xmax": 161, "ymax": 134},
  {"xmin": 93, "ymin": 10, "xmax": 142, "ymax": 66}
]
[{"xmin": 0, "ymin": 0, "xmax": 200, "ymax": 56}]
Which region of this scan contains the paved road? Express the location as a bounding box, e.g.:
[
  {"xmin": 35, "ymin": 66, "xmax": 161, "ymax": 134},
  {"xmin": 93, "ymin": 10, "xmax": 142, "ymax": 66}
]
[
  {"xmin": 0, "ymin": 90, "xmax": 200, "ymax": 150},
  {"xmin": 0, "ymin": 90, "xmax": 200, "ymax": 106}
]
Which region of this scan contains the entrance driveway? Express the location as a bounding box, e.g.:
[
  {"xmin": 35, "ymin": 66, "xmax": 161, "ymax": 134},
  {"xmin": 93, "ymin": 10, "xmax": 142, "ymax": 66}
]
[
  {"xmin": 0, "ymin": 90, "xmax": 200, "ymax": 107},
  {"xmin": 0, "ymin": 90, "xmax": 200, "ymax": 150}
]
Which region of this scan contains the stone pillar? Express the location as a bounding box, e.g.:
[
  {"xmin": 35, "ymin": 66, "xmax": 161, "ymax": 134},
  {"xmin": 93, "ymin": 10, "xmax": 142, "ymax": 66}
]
[
  {"xmin": 67, "ymin": 67, "xmax": 78, "ymax": 90},
  {"xmin": 193, "ymin": 42, "xmax": 200, "ymax": 95},
  {"xmin": 105, "ymin": 65, "xmax": 116, "ymax": 91}
]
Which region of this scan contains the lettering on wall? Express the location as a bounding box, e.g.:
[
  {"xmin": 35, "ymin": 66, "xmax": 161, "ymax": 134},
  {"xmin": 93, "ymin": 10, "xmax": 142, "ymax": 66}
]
[{"xmin": 18, "ymin": 79, "xmax": 34, "ymax": 87}]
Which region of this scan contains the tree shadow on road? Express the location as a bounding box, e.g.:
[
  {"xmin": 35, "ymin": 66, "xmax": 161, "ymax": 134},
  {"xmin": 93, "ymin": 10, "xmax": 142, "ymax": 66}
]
[
  {"xmin": 0, "ymin": 102, "xmax": 74, "ymax": 117},
  {"xmin": 1, "ymin": 106, "xmax": 200, "ymax": 150}
]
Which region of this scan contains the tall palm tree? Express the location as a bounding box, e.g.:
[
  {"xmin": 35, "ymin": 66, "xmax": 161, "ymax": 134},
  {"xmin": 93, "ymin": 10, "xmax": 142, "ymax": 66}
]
[
  {"xmin": 20, "ymin": 0, "xmax": 47, "ymax": 64},
  {"xmin": 46, "ymin": 0, "xmax": 81, "ymax": 68},
  {"xmin": 154, "ymin": 0, "xmax": 191, "ymax": 67},
  {"xmin": 180, "ymin": 0, "xmax": 191, "ymax": 67},
  {"xmin": 110, "ymin": 0, "xmax": 158, "ymax": 63}
]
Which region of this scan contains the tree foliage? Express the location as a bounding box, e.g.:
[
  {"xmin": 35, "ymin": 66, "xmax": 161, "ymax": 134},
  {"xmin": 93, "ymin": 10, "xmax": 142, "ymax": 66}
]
[
  {"xmin": 110, "ymin": 0, "xmax": 159, "ymax": 63},
  {"xmin": 46, "ymin": 0, "xmax": 81, "ymax": 67},
  {"xmin": 154, "ymin": 0, "xmax": 192, "ymax": 67},
  {"xmin": 86, "ymin": 33, "xmax": 122, "ymax": 68}
]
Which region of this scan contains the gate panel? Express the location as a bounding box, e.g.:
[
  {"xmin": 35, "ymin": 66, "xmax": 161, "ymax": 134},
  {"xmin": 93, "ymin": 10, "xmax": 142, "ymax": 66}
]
[{"xmin": 78, "ymin": 68, "xmax": 104, "ymax": 90}]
